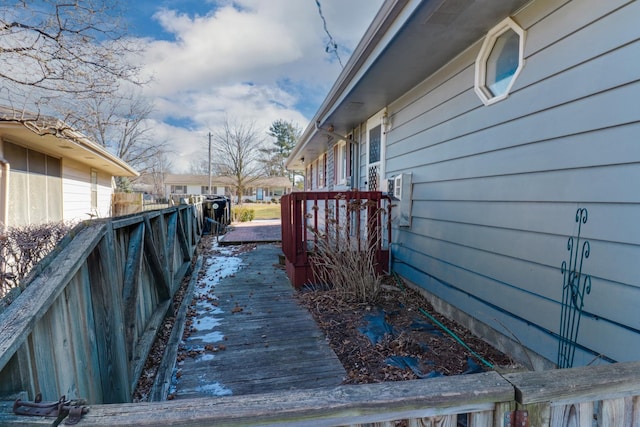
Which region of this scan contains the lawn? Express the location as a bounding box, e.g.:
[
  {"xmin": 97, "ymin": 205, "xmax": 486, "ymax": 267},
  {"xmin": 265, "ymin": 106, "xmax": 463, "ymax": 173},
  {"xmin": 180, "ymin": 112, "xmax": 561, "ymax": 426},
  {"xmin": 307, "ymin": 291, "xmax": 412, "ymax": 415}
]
[{"xmin": 237, "ymin": 202, "xmax": 282, "ymax": 220}]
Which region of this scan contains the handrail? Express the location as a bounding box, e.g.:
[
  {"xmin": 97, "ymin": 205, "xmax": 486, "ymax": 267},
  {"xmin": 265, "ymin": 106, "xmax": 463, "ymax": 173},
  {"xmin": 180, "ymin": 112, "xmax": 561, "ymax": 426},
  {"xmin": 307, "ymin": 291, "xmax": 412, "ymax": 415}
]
[{"xmin": 281, "ymin": 191, "xmax": 391, "ymax": 288}]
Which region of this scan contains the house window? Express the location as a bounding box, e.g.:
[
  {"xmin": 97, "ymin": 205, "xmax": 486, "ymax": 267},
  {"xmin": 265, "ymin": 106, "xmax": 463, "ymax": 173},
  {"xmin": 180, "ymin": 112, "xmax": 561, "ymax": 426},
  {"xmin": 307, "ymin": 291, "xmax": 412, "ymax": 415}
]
[
  {"xmin": 90, "ymin": 169, "xmax": 98, "ymax": 211},
  {"xmin": 201, "ymin": 186, "xmax": 210, "ymax": 194},
  {"xmin": 4, "ymin": 141, "xmax": 62, "ymax": 226},
  {"xmin": 334, "ymin": 142, "xmax": 347, "ymax": 185},
  {"xmin": 317, "ymin": 156, "xmax": 325, "ymax": 188},
  {"xmin": 171, "ymin": 185, "xmax": 187, "ymax": 194},
  {"xmin": 474, "ymin": 17, "xmax": 525, "ymax": 105}
]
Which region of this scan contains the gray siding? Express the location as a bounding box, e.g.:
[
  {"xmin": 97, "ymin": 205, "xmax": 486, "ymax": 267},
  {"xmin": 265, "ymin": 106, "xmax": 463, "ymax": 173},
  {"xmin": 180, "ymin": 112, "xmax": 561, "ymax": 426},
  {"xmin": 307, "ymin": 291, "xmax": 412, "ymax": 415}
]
[{"xmin": 386, "ymin": 0, "xmax": 640, "ymax": 366}]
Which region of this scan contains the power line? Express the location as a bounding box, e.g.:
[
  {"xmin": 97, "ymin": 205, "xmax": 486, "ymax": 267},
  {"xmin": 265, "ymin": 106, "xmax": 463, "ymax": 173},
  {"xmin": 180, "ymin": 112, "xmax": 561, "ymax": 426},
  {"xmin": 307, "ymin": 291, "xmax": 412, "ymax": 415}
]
[{"xmin": 314, "ymin": 0, "xmax": 343, "ymax": 68}]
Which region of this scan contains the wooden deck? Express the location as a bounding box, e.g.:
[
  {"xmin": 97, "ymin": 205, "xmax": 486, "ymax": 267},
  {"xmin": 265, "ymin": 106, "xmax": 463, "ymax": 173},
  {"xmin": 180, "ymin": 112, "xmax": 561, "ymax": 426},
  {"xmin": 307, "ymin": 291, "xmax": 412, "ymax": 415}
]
[{"xmin": 173, "ymin": 243, "xmax": 345, "ymax": 399}]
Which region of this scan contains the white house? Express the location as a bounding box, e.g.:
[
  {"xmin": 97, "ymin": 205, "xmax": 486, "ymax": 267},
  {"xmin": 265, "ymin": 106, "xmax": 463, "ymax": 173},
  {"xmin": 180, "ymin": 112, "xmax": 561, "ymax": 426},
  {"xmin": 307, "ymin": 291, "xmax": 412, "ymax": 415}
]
[
  {"xmin": 164, "ymin": 174, "xmax": 292, "ymax": 203},
  {"xmin": 287, "ymin": 0, "xmax": 640, "ymax": 370},
  {"xmin": 0, "ymin": 108, "xmax": 138, "ymax": 226}
]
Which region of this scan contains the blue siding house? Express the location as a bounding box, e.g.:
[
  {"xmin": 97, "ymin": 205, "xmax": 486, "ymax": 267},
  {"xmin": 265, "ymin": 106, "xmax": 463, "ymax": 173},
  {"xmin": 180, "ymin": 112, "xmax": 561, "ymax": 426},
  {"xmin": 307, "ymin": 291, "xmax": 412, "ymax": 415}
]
[{"xmin": 287, "ymin": 0, "xmax": 640, "ymax": 370}]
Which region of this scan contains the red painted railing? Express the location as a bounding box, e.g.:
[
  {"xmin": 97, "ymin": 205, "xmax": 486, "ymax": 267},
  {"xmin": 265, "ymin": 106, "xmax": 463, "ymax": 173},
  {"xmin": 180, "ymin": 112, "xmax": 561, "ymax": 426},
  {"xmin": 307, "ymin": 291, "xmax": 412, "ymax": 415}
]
[{"xmin": 280, "ymin": 191, "xmax": 391, "ymax": 288}]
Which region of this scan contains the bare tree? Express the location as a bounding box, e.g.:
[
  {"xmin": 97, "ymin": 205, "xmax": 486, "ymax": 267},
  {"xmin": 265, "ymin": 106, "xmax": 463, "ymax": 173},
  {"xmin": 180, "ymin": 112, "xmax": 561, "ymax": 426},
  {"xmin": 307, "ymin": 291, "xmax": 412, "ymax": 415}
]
[
  {"xmin": 75, "ymin": 92, "xmax": 159, "ymax": 168},
  {"xmin": 189, "ymin": 157, "xmax": 215, "ymax": 176},
  {"xmin": 211, "ymin": 119, "xmax": 266, "ymax": 204},
  {"xmin": 0, "ymin": 0, "xmax": 142, "ymax": 112},
  {"xmin": 70, "ymin": 91, "xmax": 171, "ymax": 191},
  {"xmin": 144, "ymin": 150, "xmax": 173, "ymax": 199}
]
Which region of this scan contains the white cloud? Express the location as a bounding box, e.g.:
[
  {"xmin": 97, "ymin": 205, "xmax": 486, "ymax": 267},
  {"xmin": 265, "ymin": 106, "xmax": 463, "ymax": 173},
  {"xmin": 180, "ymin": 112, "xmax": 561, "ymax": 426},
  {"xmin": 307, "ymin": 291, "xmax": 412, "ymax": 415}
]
[{"xmin": 135, "ymin": 0, "xmax": 383, "ymax": 172}]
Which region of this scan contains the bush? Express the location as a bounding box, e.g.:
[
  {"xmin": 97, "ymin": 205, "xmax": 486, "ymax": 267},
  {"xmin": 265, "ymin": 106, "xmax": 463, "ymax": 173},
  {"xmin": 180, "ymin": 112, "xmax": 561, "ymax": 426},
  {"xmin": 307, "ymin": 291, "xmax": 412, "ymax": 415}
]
[
  {"xmin": 308, "ymin": 200, "xmax": 384, "ymax": 304},
  {"xmin": 1, "ymin": 222, "xmax": 71, "ymax": 301},
  {"xmin": 232, "ymin": 207, "xmax": 255, "ymax": 222}
]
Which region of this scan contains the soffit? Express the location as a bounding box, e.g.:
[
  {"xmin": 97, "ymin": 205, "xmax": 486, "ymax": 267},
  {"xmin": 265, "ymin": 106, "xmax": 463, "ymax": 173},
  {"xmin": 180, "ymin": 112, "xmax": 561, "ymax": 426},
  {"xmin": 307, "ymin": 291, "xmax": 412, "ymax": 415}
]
[
  {"xmin": 0, "ymin": 122, "xmax": 138, "ymax": 177},
  {"xmin": 289, "ymin": 0, "xmax": 530, "ymax": 170}
]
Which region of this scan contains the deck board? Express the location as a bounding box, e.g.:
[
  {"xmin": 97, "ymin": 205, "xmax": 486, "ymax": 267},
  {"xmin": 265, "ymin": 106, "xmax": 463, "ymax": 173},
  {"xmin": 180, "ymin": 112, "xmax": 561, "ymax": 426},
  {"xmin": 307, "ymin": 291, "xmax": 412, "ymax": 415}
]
[{"xmin": 173, "ymin": 244, "xmax": 345, "ymax": 399}]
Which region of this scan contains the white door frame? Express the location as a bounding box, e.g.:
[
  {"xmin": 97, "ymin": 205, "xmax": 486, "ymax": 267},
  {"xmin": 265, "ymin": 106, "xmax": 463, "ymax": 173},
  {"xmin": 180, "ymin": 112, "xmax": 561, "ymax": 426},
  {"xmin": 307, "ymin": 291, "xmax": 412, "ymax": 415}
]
[{"xmin": 366, "ymin": 109, "xmax": 386, "ymax": 191}]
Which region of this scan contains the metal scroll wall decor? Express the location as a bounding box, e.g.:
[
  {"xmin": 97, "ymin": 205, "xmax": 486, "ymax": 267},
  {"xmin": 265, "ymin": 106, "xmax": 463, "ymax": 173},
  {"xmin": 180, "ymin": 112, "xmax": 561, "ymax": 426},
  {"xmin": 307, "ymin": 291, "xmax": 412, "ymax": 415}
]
[{"xmin": 557, "ymin": 208, "xmax": 592, "ymax": 369}]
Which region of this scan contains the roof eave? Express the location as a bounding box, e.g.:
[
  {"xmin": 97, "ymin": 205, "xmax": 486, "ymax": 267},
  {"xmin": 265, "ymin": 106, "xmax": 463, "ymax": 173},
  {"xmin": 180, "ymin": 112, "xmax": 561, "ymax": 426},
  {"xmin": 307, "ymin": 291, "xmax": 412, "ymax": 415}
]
[{"xmin": 287, "ymin": 0, "xmax": 532, "ymax": 171}]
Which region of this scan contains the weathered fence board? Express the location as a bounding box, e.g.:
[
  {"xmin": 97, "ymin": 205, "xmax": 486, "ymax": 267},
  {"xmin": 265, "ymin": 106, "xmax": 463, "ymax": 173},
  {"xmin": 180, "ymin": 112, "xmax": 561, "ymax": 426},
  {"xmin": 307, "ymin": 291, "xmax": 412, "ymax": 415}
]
[
  {"xmin": 0, "ymin": 202, "xmax": 203, "ymax": 405},
  {"xmin": 74, "ymin": 371, "xmax": 514, "ymax": 426},
  {"xmin": 13, "ymin": 361, "xmax": 625, "ymax": 426},
  {"xmin": 505, "ymin": 360, "xmax": 640, "ymax": 426}
]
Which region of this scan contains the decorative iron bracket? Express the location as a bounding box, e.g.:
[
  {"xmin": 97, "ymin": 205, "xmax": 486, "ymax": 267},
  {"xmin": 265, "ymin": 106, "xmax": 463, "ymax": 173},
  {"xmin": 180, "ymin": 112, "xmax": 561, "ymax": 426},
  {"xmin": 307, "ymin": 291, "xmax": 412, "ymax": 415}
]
[
  {"xmin": 557, "ymin": 208, "xmax": 592, "ymax": 368},
  {"xmin": 13, "ymin": 393, "xmax": 88, "ymax": 425}
]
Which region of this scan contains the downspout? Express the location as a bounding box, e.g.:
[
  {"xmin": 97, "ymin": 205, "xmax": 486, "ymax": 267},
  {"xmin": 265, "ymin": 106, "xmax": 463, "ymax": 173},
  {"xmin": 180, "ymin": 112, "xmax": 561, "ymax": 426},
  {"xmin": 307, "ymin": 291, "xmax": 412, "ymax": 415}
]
[
  {"xmin": 0, "ymin": 138, "xmax": 9, "ymax": 229},
  {"xmin": 0, "ymin": 158, "xmax": 8, "ymax": 229}
]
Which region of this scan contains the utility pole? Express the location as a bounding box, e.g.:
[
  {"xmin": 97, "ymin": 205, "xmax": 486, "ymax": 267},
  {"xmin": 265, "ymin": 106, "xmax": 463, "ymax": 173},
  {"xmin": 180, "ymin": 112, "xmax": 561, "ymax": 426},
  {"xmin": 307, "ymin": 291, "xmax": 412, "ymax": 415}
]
[{"xmin": 208, "ymin": 132, "xmax": 212, "ymax": 195}]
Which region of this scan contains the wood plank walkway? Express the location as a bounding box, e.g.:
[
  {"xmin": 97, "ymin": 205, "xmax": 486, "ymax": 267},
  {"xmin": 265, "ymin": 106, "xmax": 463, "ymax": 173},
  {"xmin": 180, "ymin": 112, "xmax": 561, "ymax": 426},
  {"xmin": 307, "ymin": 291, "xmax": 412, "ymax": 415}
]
[
  {"xmin": 219, "ymin": 219, "xmax": 282, "ymax": 246},
  {"xmin": 172, "ymin": 243, "xmax": 345, "ymax": 399}
]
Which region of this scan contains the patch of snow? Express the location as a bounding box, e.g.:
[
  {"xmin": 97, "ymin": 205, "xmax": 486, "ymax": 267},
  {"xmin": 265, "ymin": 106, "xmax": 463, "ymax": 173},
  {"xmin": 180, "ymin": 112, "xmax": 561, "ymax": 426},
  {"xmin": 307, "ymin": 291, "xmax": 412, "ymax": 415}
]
[
  {"xmin": 194, "ymin": 314, "xmax": 223, "ymax": 329},
  {"xmin": 197, "ymin": 353, "xmax": 215, "ymax": 362},
  {"xmin": 197, "ymin": 255, "xmax": 242, "ymax": 294},
  {"xmin": 194, "ymin": 382, "xmax": 232, "ymax": 397},
  {"xmin": 191, "ymin": 330, "xmax": 225, "ymax": 343}
]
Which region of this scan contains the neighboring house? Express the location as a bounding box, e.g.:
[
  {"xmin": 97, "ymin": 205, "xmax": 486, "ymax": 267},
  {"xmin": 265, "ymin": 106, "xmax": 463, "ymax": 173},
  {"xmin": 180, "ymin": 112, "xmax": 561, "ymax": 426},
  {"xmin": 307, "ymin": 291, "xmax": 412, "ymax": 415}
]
[
  {"xmin": 0, "ymin": 108, "xmax": 138, "ymax": 226},
  {"xmin": 164, "ymin": 174, "xmax": 292, "ymax": 202},
  {"xmin": 287, "ymin": 0, "xmax": 640, "ymax": 370}
]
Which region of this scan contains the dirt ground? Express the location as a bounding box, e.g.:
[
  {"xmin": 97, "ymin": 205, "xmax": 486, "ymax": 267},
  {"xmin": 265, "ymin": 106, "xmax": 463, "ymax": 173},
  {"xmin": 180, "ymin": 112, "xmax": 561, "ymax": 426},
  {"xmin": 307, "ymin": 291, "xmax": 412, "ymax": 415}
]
[{"xmin": 295, "ymin": 281, "xmax": 520, "ymax": 383}]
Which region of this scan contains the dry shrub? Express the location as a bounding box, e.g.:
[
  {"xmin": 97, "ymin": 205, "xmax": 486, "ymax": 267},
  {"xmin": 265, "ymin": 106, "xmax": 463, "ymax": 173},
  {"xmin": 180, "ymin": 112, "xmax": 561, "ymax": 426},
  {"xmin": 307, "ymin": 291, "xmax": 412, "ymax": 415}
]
[
  {"xmin": 308, "ymin": 199, "xmax": 385, "ymax": 304},
  {"xmin": 0, "ymin": 222, "xmax": 70, "ymax": 301}
]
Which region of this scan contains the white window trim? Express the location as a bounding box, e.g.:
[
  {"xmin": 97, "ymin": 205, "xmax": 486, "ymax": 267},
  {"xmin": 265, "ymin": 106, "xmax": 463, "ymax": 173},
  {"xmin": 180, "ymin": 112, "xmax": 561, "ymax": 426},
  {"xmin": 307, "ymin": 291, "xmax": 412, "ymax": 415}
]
[
  {"xmin": 90, "ymin": 168, "xmax": 98, "ymax": 211},
  {"xmin": 334, "ymin": 141, "xmax": 347, "ymax": 186},
  {"xmin": 474, "ymin": 17, "xmax": 526, "ymax": 106},
  {"xmin": 366, "ymin": 109, "xmax": 386, "ymax": 191}
]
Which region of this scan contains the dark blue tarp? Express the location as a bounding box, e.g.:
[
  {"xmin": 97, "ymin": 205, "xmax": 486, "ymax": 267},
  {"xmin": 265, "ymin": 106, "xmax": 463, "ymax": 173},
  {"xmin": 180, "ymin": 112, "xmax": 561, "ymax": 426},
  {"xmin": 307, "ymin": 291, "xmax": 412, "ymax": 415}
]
[
  {"xmin": 358, "ymin": 311, "xmax": 394, "ymax": 344},
  {"xmin": 410, "ymin": 320, "xmax": 443, "ymax": 336},
  {"xmin": 385, "ymin": 356, "xmax": 442, "ymax": 379}
]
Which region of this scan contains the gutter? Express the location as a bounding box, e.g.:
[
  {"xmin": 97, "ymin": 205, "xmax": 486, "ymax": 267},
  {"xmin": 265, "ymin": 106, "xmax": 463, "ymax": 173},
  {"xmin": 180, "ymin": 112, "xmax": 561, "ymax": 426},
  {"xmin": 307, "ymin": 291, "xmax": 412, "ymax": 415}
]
[{"xmin": 61, "ymin": 127, "xmax": 139, "ymax": 177}]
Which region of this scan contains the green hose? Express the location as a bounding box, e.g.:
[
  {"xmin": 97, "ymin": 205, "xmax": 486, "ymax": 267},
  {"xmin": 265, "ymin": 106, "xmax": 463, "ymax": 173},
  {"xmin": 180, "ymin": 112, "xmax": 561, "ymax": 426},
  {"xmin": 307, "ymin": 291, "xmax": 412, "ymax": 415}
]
[
  {"xmin": 392, "ymin": 269, "xmax": 494, "ymax": 369},
  {"xmin": 418, "ymin": 307, "xmax": 494, "ymax": 370}
]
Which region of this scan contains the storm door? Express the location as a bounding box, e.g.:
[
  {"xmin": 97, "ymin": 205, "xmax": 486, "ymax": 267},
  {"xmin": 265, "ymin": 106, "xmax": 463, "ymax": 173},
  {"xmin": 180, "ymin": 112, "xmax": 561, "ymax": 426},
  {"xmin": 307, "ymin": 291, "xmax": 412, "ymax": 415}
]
[{"xmin": 366, "ymin": 112, "xmax": 385, "ymax": 191}]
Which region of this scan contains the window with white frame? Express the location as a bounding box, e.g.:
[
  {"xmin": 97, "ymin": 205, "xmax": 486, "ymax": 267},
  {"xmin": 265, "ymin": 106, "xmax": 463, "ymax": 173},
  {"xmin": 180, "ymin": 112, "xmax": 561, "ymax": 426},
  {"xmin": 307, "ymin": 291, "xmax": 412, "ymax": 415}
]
[
  {"xmin": 171, "ymin": 185, "xmax": 187, "ymax": 194},
  {"xmin": 306, "ymin": 164, "xmax": 313, "ymax": 190},
  {"xmin": 90, "ymin": 169, "xmax": 98, "ymax": 211},
  {"xmin": 474, "ymin": 17, "xmax": 525, "ymax": 105},
  {"xmin": 334, "ymin": 141, "xmax": 347, "ymax": 186},
  {"xmin": 318, "ymin": 155, "xmax": 326, "ymax": 188},
  {"xmin": 5, "ymin": 141, "xmax": 62, "ymax": 226}
]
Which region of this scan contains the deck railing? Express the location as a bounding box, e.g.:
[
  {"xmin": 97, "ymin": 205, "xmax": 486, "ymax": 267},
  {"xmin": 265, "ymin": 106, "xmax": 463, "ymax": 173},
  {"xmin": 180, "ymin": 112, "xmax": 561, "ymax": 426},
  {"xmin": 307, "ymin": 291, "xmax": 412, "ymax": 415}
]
[
  {"xmin": 6, "ymin": 360, "xmax": 636, "ymax": 426},
  {"xmin": 0, "ymin": 202, "xmax": 203, "ymax": 405},
  {"xmin": 281, "ymin": 191, "xmax": 391, "ymax": 288}
]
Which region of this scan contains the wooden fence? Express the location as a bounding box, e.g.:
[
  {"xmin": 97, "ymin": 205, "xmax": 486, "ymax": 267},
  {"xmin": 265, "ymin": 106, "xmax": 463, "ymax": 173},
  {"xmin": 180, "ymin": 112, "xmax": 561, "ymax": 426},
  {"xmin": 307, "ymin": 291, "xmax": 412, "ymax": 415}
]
[
  {"xmin": 2, "ymin": 359, "xmax": 634, "ymax": 426},
  {"xmin": 112, "ymin": 192, "xmax": 144, "ymax": 216},
  {"xmin": 0, "ymin": 201, "xmax": 203, "ymax": 406}
]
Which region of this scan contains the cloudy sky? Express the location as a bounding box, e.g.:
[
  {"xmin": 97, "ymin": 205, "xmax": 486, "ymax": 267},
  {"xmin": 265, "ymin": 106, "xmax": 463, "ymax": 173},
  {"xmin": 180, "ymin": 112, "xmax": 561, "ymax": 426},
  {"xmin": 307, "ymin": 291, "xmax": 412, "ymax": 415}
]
[{"xmin": 126, "ymin": 0, "xmax": 384, "ymax": 172}]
